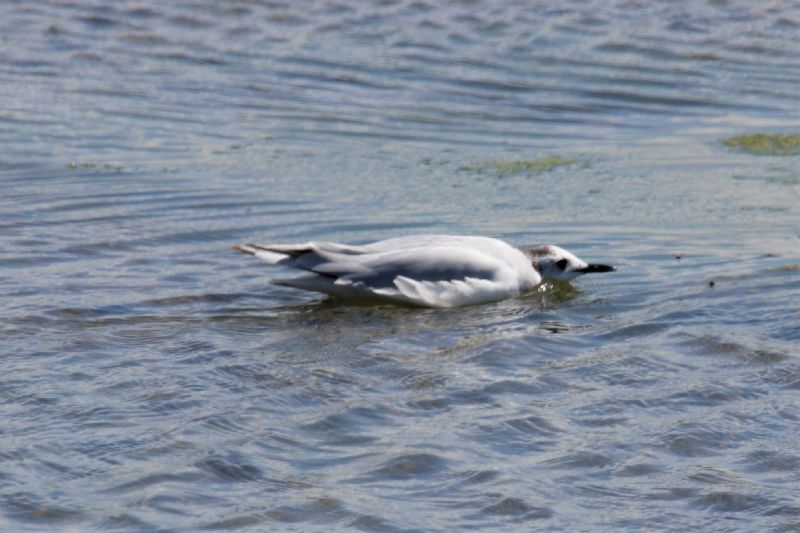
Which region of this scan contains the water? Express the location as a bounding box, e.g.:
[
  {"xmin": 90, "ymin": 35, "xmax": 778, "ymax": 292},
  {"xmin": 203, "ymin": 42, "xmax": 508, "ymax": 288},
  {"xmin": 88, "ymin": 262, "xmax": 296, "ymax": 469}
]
[{"xmin": 2, "ymin": 0, "xmax": 799, "ymax": 530}]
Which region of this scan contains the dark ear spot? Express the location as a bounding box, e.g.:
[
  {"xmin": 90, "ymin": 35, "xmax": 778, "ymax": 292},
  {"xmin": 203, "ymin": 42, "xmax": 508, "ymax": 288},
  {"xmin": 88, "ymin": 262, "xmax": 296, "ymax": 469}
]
[{"xmin": 556, "ymin": 258, "xmax": 568, "ymax": 270}]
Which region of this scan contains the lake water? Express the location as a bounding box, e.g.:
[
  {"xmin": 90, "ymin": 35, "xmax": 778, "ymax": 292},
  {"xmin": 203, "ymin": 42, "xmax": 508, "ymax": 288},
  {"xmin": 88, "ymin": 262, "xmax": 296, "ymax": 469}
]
[{"xmin": 2, "ymin": 1, "xmax": 799, "ymax": 530}]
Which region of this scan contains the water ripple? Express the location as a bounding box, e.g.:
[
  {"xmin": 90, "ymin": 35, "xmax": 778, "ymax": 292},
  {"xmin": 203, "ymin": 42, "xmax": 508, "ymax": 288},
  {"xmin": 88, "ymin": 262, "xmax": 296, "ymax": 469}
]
[{"xmin": 2, "ymin": 0, "xmax": 799, "ymax": 530}]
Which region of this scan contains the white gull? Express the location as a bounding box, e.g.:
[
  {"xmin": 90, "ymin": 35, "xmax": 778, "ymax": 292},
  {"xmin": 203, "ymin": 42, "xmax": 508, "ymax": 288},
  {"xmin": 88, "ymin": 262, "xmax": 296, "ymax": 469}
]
[{"xmin": 233, "ymin": 234, "xmax": 615, "ymax": 308}]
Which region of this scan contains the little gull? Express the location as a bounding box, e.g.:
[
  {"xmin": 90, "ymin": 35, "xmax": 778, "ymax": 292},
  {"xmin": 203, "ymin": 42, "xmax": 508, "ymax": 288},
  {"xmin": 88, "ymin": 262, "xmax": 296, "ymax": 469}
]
[{"xmin": 233, "ymin": 234, "xmax": 615, "ymax": 308}]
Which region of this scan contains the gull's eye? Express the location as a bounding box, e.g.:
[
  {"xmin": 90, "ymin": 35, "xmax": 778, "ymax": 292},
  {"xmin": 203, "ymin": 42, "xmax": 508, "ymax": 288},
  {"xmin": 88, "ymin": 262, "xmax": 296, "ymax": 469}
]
[{"xmin": 556, "ymin": 258, "xmax": 569, "ymax": 270}]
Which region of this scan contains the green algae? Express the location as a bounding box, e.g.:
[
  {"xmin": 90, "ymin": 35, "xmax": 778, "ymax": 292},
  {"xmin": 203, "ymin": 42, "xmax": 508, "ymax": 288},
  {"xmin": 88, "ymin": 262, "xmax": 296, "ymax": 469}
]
[
  {"xmin": 723, "ymin": 133, "xmax": 800, "ymax": 156},
  {"xmin": 460, "ymin": 156, "xmax": 574, "ymax": 175}
]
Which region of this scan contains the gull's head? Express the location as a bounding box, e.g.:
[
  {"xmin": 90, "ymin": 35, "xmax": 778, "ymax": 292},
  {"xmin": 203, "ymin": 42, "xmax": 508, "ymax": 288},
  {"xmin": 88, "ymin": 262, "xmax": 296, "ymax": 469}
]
[{"xmin": 525, "ymin": 245, "xmax": 616, "ymax": 281}]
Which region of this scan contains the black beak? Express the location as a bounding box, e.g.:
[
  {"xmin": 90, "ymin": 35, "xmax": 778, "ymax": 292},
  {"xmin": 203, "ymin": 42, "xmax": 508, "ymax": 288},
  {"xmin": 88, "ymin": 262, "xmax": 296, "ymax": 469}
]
[{"xmin": 577, "ymin": 264, "xmax": 616, "ymax": 274}]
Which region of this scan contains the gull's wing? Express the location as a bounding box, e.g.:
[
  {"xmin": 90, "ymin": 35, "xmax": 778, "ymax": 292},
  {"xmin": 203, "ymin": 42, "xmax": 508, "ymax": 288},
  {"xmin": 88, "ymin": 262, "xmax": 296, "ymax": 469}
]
[{"xmin": 286, "ymin": 246, "xmax": 525, "ymax": 307}]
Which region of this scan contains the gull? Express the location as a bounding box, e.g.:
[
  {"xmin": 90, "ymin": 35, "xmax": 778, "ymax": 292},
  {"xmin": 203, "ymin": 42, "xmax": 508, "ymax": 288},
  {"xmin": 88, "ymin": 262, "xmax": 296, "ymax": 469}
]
[{"xmin": 233, "ymin": 234, "xmax": 615, "ymax": 308}]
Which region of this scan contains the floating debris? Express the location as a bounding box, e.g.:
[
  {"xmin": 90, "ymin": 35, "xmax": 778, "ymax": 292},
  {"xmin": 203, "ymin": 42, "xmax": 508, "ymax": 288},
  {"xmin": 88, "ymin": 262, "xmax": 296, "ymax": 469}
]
[{"xmin": 66, "ymin": 161, "xmax": 122, "ymax": 171}]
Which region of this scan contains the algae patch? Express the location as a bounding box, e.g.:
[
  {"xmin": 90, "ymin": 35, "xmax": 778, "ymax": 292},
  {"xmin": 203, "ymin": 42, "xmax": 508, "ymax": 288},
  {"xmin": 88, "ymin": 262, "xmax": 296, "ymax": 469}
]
[
  {"xmin": 460, "ymin": 156, "xmax": 573, "ymax": 175},
  {"xmin": 723, "ymin": 133, "xmax": 800, "ymax": 156}
]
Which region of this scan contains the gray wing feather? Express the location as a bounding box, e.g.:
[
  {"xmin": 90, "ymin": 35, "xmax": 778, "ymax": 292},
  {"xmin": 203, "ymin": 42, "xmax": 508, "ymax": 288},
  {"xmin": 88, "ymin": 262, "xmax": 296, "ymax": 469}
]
[{"xmin": 336, "ymin": 247, "xmax": 502, "ymax": 289}]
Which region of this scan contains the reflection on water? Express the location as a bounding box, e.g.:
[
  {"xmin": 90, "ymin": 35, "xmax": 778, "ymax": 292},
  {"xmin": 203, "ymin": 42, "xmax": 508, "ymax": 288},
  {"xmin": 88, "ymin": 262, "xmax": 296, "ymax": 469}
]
[{"xmin": 1, "ymin": 0, "xmax": 799, "ymax": 530}]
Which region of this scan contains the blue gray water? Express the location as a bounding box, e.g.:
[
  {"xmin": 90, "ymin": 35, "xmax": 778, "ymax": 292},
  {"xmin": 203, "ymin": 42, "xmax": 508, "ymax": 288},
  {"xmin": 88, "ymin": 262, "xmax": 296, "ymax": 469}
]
[{"xmin": 2, "ymin": 1, "xmax": 800, "ymax": 530}]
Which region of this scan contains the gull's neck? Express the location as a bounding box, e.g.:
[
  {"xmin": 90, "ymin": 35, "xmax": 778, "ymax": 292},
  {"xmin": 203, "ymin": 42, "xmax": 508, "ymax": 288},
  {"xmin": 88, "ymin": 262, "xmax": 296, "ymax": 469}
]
[{"xmin": 521, "ymin": 246, "xmax": 549, "ymax": 274}]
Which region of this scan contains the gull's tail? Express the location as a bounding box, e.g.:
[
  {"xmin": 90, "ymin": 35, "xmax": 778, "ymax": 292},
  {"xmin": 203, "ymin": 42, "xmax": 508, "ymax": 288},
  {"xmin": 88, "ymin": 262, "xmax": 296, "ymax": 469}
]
[
  {"xmin": 232, "ymin": 244, "xmax": 293, "ymax": 265},
  {"xmin": 231, "ymin": 244, "xmax": 258, "ymax": 255},
  {"xmin": 233, "ymin": 241, "xmax": 371, "ymax": 266}
]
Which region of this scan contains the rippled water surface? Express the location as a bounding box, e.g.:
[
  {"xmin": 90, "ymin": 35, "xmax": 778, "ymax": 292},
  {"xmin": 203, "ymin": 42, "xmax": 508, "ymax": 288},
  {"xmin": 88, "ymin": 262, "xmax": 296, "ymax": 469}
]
[{"xmin": 2, "ymin": 1, "xmax": 800, "ymax": 530}]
